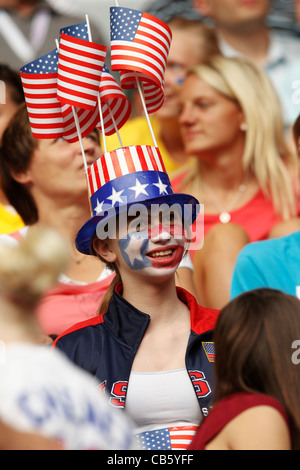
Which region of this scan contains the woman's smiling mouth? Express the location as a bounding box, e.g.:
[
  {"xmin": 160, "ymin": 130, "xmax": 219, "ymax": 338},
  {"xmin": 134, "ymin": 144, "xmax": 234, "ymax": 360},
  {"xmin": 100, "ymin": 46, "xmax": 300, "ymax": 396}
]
[
  {"xmin": 146, "ymin": 245, "xmax": 184, "ymax": 268},
  {"xmin": 147, "ymin": 248, "xmax": 174, "ymax": 258}
]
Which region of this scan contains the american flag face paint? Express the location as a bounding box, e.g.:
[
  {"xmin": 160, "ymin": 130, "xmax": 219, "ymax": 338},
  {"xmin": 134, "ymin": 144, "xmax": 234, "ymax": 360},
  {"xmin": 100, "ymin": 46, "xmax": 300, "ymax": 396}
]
[
  {"xmin": 118, "ymin": 229, "xmax": 152, "ymax": 271},
  {"xmin": 117, "ymin": 212, "xmax": 186, "ymax": 274}
]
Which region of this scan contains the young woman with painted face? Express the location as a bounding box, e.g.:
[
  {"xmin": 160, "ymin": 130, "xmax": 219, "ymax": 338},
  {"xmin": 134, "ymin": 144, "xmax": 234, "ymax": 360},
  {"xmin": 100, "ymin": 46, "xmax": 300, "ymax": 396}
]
[
  {"xmin": 53, "ymin": 147, "xmax": 219, "ymax": 450},
  {"xmin": 0, "ymin": 105, "xmax": 199, "ymax": 338}
]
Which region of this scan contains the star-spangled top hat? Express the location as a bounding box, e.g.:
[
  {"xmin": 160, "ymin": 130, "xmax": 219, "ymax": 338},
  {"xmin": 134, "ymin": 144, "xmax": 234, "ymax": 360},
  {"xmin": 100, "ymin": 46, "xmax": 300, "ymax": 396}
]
[{"xmin": 75, "ymin": 145, "xmax": 199, "ymax": 254}]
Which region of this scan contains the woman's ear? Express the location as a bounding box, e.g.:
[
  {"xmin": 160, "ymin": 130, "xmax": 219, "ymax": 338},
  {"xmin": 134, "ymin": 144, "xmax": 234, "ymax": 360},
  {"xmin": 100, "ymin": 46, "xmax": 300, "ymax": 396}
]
[
  {"xmin": 93, "ymin": 237, "xmax": 117, "ymax": 264},
  {"xmin": 238, "ymin": 110, "xmax": 248, "ymax": 132},
  {"xmin": 10, "ymin": 168, "xmax": 33, "ymax": 185},
  {"xmin": 192, "ymin": 0, "xmax": 213, "ymax": 17}
]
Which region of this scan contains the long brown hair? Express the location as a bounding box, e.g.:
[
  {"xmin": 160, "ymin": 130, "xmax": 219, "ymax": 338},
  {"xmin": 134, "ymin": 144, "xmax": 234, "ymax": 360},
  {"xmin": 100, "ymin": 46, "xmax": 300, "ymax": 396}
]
[
  {"xmin": 0, "ymin": 64, "xmax": 24, "ymax": 105},
  {"xmin": 213, "ymin": 288, "xmax": 300, "ymax": 449},
  {"xmin": 89, "ymin": 236, "xmax": 120, "ymax": 315},
  {"xmin": 0, "ymin": 103, "xmax": 38, "ymax": 224}
]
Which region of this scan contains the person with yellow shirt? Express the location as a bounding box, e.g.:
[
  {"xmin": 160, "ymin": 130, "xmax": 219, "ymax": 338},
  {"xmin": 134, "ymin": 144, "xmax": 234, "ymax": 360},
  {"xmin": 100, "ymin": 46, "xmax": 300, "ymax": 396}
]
[{"xmin": 0, "ymin": 64, "xmax": 24, "ymax": 234}]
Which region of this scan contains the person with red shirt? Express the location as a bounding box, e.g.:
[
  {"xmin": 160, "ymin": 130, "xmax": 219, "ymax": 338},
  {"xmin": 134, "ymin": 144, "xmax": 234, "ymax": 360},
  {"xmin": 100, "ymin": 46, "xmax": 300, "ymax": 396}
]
[{"xmin": 173, "ymin": 55, "xmax": 299, "ymax": 309}]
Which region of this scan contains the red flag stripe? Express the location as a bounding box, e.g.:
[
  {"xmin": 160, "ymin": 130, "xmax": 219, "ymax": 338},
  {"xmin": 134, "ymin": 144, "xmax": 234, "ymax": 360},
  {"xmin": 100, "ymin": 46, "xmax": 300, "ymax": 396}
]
[
  {"xmin": 109, "ymin": 150, "xmax": 123, "ymax": 179},
  {"xmin": 101, "ymin": 155, "xmax": 110, "ymax": 184},
  {"xmin": 119, "ymin": 71, "xmax": 154, "ymax": 89},
  {"xmin": 88, "ymin": 168, "xmax": 95, "ymax": 196},
  {"xmin": 106, "ymin": 150, "xmax": 119, "ymax": 181},
  {"xmin": 142, "ymin": 12, "xmax": 172, "ymax": 43},
  {"xmin": 96, "ymin": 158, "xmax": 106, "ymax": 187},
  {"xmin": 136, "ymin": 28, "xmax": 170, "ymax": 61},
  {"xmin": 122, "ymin": 147, "xmax": 137, "ymax": 174},
  {"xmin": 147, "ymin": 146, "xmax": 160, "ymax": 171},
  {"xmin": 135, "ymin": 145, "xmax": 149, "ymax": 172},
  {"xmin": 57, "ymin": 83, "xmax": 99, "ymax": 106},
  {"xmin": 111, "ymin": 49, "xmax": 164, "ymax": 87},
  {"xmin": 57, "ymin": 64, "xmax": 101, "ymax": 88},
  {"xmin": 58, "ymin": 57, "xmax": 105, "ymax": 78},
  {"xmin": 113, "ymin": 39, "xmax": 167, "ymax": 71},
  {"xmin": 152, "ymin": 146, "xmax": 165, "ymax": 172},
  {"xmin": 94, "ymin": 162, "xmax": 102, "ymax": 192},
  {"xmin": 57, "ymin": 34, "xmax": 106, "ymax": 110},
  {"xmin": 59, "ymin": 36, "xmax": 107, "ymax": 63}
]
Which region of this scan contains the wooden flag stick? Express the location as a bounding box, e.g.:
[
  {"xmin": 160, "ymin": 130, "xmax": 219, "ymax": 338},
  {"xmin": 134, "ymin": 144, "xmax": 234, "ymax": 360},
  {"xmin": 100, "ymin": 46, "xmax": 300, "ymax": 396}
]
[
  {"xmin": 55, "ymin": 38, "xmax": 92, "ymax": 214},
  {"xmin": 71, "ymin": 105, "xmax": 93, "ymax": 215},
  {"xmin": 85, "ymin": 14, "xmax": 92, "ymax": 42},
  {"xmin": 85, "ymin": 14, "xmax": 108, "ymax": 154},
  {"xmin": 135, "ymin": 74, "xmax": 157, "ymax": 147},
  {"xmin": 97, "ymin": 95, "xmax": 107, "ymax": 154},
  {"xmin": 71, "ymin": 106, "xmax": 89, "ymax": 174},
  {"xmin": 107, "ymin": 102, "xmax": 123, "ymax": 147},
  {"xmin": 56, "ymin": 38, "xmax": 89, "ymax": 175},
  {"xmin": 113, "ymin": 0, "xmax": 157, "ymax": 146}
]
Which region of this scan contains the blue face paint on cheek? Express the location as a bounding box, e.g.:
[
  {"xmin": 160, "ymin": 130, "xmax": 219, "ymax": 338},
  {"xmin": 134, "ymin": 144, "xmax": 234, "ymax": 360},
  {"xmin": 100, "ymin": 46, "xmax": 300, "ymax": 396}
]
[{"xmin": 118, "ymin": 230, "xmax": 152, "ymax": 270}]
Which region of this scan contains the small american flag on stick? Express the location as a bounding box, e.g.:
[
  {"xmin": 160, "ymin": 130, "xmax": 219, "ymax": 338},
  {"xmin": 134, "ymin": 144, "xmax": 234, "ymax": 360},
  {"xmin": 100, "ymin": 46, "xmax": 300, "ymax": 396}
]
[
  {"xmin": 110, "ymin": 6, "xmax": 171, "ymax": 115},
  {"xmin": 20, "ymin": 49, "xmax": 64, "ymax": 139},
  {"xmin": 96, "ymin": 65, "xmax": 131, "ymax": 136},
  {"xmin": 57, "ymin": 23, "xmax": 107, "ymax": 110},
  {"xmin": 55, "ymin": 22, "xmax": 107, "ymax": 144},
  {"xmin": 110, "ymin": 7, "xmax": 171, "ymax": 88}
]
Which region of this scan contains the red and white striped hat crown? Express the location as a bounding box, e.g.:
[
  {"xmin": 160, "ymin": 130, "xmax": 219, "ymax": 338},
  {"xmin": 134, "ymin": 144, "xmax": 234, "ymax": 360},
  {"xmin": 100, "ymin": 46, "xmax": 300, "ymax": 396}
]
[{"xmin": 76, "ymin": 145, "xmax": 199, "ymax": 254}]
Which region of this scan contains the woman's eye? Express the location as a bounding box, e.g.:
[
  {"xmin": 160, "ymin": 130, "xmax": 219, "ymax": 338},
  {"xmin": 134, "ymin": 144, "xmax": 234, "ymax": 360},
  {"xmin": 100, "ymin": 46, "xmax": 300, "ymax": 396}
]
[
  {"xmin": 127, "ymin": 217, "xmax": 148, "ymax": 234},
  {"xmin": 87, "ymin": 132, "xmax": 98, "ymax": 143},
  {"xmin": 163, "ymin": 211, "xmax": 182, "ymax": 225},
  {"xmin": 52, "ymin": 137, "xmax": 65, "ymax": 144},
  {"xmin": 196, "ymin": 100, "xmax": 212, "ymax": 109}
]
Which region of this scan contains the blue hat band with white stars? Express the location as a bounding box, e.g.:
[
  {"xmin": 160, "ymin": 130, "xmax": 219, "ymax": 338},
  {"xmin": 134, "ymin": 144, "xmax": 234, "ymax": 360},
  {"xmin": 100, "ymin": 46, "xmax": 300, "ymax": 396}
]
[{"xmin": 90, "ymin": 170, "xmax": 173, "ymax": 216}]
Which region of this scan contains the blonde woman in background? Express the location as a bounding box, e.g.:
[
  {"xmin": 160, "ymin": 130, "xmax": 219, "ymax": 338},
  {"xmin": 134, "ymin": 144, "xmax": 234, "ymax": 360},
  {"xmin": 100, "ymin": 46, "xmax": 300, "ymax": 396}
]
[
  {"xmin": 0, "ymin": 227, "xmax": 133, "ymax": 450},
  {"xmin": 105, "ymin": 16, "xmax": 221, "ymax": 173},
  {"xmin": 172, "ymin": 56, "xmax": 299, "ymax": 309}
]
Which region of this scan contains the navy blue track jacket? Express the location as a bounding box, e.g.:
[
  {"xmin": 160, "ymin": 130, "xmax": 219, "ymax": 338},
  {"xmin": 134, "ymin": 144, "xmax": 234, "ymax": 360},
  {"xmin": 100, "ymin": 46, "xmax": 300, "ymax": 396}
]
[{"xmin": 53, "ymin": 284, "xmax": 219, "ymax": 418}]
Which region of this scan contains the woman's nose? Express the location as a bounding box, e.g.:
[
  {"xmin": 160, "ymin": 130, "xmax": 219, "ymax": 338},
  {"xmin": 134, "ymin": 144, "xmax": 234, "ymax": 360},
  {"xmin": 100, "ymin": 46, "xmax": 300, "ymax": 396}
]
[
  {"xmin": 149, "ymin": 224, "xmax": 172, "ymax": 242},
  {"xmin": 179, "ymin": 105, "xmax": 193, "ymax": 125},
  {"xmin": 83, "ymin": 137, "xmax": 97, "ymax": 154}
]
